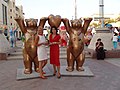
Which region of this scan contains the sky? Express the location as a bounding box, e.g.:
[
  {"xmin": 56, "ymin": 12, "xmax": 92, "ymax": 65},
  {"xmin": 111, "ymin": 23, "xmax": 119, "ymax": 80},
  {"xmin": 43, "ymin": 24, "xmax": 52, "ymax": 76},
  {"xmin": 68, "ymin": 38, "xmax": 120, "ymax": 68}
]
[{"xmin": 16, "ymin": 0, "xmax": 120, "ymax": 20}]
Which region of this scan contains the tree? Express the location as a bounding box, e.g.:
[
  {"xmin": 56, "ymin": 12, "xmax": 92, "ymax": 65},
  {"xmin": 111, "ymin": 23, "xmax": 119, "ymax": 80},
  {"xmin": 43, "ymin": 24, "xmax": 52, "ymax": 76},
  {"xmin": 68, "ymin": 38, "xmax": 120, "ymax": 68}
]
[
  {"xmin": 116, "ymin": 16, "xmax": 120, "ymax": 21},
  {"xmin": 104, "ymin": 19, "xmax": 116, "ymax": 24}
]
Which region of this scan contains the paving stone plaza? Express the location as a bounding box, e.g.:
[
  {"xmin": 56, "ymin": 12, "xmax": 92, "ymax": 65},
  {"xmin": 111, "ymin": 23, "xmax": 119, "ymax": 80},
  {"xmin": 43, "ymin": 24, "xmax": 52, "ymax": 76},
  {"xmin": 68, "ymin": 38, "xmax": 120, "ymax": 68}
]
[{"xmin": 0, "ymin": 41, "xmax": 120, "ymax": 90}]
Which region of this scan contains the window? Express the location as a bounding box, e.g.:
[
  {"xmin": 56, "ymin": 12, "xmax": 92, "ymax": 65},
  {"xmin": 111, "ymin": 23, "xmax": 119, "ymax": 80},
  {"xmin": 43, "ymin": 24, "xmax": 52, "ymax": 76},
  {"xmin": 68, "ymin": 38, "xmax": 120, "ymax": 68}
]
[
  {"xmin": 16, "ymin": 14, "xmax": 18, "ymax": 17},
  {"xmin": 2, "ymin": 4, "xmax": 7, "ymax": 25},
  {"xmin": 13, "ymin": 2, "xmax": 15, "ymax": 7},
  {"xmin": 10, "ymin": 16, "xmax": 12, "ymax": 19},
  {"xmin": 10, "ymin": 9, "xmax": 12, "ymax": 12}
]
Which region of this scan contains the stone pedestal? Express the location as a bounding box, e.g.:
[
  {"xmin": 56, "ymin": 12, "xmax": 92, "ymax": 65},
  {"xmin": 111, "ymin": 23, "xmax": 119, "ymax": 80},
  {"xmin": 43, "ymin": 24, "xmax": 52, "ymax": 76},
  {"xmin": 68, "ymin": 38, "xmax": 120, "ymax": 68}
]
[
  {"xmin": 88, "ymin": 28, "xmax": 120, "ymax": 58},
  {"xmin": 16, "ymin": 65, "xmax": 94, "ymax": 80},
  {"xmin": 0, "ymin": 30, "xmax": 11, "ymax": 60}
]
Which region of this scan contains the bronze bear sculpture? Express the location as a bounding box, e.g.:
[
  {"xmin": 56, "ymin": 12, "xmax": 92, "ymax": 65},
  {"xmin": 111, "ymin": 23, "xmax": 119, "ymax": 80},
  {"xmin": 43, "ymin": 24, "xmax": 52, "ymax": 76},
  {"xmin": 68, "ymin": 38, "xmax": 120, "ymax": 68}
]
[
  {"xmin": 62, "ymin": 18, "xmax": 92, "ymax": 72},
  {"xmin": 15, "ymin": 17, "xmax": 47, "ymax": 74}
]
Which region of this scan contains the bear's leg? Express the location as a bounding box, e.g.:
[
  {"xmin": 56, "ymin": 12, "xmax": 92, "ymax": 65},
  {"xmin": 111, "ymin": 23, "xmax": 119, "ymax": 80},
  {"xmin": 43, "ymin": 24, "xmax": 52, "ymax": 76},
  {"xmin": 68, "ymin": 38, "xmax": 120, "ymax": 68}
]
[
  {"xmin": 66, "ymin": 48, "xmax": 75, "ymax": 72},
  {"xmin": 76, "ymin": 53, "xmax": 85, "ymax": 71},
  {"xmin": 23, "ymin": 49, "xmax": 32, "ymax": 74},
  {"xmin": 33, "ymin": 57, "xmax": 39, "ymax": 73}
]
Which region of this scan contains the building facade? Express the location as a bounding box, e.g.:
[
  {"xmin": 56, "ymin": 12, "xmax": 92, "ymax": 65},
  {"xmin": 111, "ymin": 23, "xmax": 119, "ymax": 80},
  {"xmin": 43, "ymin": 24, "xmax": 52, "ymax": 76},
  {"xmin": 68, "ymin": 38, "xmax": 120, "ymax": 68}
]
[
  {"xmin": 0, "ymin": 0, "xmax": 24, "ymax": 39},
  {"xmin": 0, "ymin": 0, "xmax": 8, "ymax": 29}
]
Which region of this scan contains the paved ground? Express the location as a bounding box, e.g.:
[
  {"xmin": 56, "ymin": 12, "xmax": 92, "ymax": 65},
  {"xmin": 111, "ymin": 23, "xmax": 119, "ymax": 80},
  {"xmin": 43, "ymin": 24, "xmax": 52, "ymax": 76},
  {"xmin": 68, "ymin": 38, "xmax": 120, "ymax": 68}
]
[{"xmin": 0, "ymin": 41, "xmax": 120, "ymax": 90}]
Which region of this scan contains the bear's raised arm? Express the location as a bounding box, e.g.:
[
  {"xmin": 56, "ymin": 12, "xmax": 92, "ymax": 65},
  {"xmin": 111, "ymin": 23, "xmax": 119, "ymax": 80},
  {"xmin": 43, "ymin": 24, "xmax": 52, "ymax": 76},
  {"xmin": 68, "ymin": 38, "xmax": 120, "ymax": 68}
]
[
  {"xmin": 15, "ymin": 17, "xmax": 27, "ymax": 34},
  {"xmin": 83, "ymin": 18, "xmax": 92, "ymax": 34},
  {"xmin": 39, "ymin": 17, "xmax": 48, "ymax": 28},
  {"xmin": 62, "ymin": 18, "xmax": 70, "ymax": 33}
]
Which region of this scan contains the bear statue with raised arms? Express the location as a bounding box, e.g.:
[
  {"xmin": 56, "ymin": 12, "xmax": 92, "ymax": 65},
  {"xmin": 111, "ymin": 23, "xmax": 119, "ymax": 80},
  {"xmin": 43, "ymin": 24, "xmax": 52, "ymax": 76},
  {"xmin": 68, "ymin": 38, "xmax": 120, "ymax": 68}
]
[
  {"xmin": 62, "ymin": 18, "xmax": 92, "ymax": 72},
  {"xmin": 15, "ymin": 17, "xmax": 47, "ymax": 74}
]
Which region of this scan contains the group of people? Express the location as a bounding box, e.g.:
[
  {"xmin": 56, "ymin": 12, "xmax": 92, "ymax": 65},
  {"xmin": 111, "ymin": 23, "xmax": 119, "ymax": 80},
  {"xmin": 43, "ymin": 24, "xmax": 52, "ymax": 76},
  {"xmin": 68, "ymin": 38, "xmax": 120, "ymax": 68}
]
[
  {"xmin": 95, "ymin": 31, "xmax": 120, "ymax": 60},
  {"xmin": 35, "ymin": 26, "xmax": 61, "ymax": 79},
  {"xmin": 19, "ymin": 24, "xmax": 120, "ymax": 78}
]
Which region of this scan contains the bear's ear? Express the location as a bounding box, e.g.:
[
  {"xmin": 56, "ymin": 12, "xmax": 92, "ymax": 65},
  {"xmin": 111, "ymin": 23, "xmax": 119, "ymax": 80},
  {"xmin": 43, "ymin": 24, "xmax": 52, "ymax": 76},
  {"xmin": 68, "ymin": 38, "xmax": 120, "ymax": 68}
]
[
  {"xmin": 35, "ymin": 19, "xmax": 38, "ymax": 22},
  {"xmin": 70, "ymin": 20, "xmax": 74, "ymax": 24},
  {"xmin": 78, "ymin": 18, "xmax": 82, "ymax": 23},
  {"xmin": 25, "ymin": 19, "xmax": 29, "ymax": 22},
  {"xmin": 70, "ymin": 20, "xmax": 74, "ymax": 26}
]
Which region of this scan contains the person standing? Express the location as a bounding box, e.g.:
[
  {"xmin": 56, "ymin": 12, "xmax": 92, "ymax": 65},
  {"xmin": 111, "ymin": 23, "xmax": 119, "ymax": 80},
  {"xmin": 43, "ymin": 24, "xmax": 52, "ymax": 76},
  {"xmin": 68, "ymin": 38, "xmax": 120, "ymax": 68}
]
[
  {"xmin": 3, "ymin": 27, "xmax": 8, "ymax": 40},
  {"xmin": 61, "ymin": 31, "xmax": 67, "ymax": 47},
  {"xmin": 95, "ymin": 38, "xmax": 105, "ymax": 60},
  {"xmin": 9, "ymin": 27, "xmax": 17, "ymax": 47},
  {"xmin": 9, "ymin": 27, "xmax": 15, "ymax": 47},
  {"xmin": 118, "ymin": 32, "xmax": 120, "ymax": 46},
  {"xmin": 112, "ymin": 32, "xmax": 118, "ymax": 49},
  {"xmin": 35, "ymin": 26, "xmax": 48, "ymax": 79},
  {"xmin": 13, "ymin": 27, "xmax": 18, "ymax": 47},
  {"xmin": 49, "ymin": 26, "xmax": 61, "ymax": 79}
]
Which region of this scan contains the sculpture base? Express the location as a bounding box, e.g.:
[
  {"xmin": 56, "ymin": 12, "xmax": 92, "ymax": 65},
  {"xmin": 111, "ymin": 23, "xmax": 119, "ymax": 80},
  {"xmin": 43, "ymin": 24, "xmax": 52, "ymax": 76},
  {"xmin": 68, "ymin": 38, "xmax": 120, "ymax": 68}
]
[
  {"xmin": 88, "ymin": 27, "xmax": 120, "ymax": 58},
  {"xmin": 16, "ymin": 66, "xmax": 53, "ymax": 80},
  {"xmin": 88, "ymin": 28, "xmax": 114, "ymax": 50},
  {"xmin": 61, "ymin": 66, "xmax": 94, "ymax": 77},
  {"xmin": 16, "ymin": 65, "xmax": 94, "ymax": 80}
]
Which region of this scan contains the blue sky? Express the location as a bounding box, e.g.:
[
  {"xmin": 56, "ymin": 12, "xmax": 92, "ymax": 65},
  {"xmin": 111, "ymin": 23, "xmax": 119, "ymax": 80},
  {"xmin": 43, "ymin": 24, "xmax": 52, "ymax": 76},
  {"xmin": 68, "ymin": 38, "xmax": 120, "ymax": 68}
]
[{"xmin": 16, "ymin": 0, "xmax": 120, "ymax": 19}]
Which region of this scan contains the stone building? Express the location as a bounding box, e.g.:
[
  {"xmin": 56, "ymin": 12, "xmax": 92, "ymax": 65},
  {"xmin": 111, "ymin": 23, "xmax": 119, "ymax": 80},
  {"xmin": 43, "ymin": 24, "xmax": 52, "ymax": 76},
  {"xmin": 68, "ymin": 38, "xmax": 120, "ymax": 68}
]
[
  {"xmin": 0, "ymin": 0, "xmax": 24, "ymax": 39},
  {"xmin": 0, "ymin": 0, "xmax": 24, "ymax": 60}
]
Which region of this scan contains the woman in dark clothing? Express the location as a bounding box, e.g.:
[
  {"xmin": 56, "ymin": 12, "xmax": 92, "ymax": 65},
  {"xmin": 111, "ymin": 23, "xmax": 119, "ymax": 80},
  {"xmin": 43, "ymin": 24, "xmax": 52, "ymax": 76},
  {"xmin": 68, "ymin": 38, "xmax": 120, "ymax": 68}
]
[{"xmin": 95, "ymin": 38, "xmax": 105, "ymax": 60}]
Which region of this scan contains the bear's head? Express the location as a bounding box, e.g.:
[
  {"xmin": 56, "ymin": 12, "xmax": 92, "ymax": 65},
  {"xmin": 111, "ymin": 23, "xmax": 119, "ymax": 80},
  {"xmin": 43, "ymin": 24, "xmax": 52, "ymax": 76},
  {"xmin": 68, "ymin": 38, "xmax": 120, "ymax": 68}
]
[
  {"xmin": 70, "ymin": 19, "xmax": 82, "ymax": 29},
  {"xmin": 25, "ymin": 18, "xmax": 38, "ymax": 30}
]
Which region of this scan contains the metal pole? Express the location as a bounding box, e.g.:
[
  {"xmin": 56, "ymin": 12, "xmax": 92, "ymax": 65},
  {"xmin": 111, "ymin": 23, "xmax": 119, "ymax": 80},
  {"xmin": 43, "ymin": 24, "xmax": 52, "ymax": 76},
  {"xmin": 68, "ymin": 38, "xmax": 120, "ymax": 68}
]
[
  {"xmin": 99, "ymin": 0, "xmax": 104, "ymax": 27},
  {"xmin": 75, "ymin": 0, "xmax": 77, "ymax": 19}
]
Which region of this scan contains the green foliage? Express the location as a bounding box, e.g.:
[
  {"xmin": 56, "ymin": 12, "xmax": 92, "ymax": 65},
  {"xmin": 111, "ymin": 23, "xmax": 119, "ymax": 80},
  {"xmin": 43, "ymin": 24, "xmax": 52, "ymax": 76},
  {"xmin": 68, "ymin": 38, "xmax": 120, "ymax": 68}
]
[
  {"xmin": 116, "ymin": 16, "xmax": 120, "ymax": 21},
  {"xmin": 104, "ymin": 19, "xmax": 116, "ymax": 24}
]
